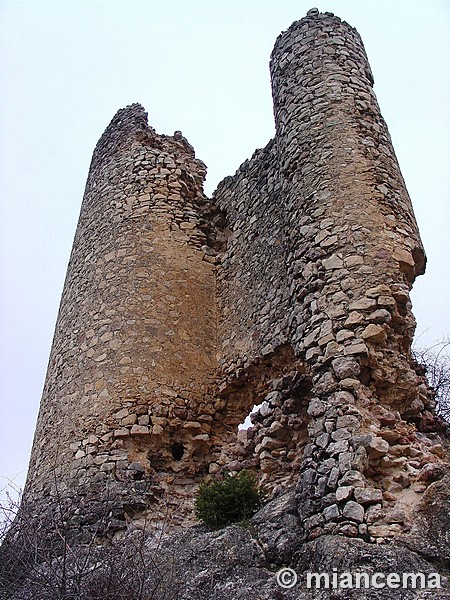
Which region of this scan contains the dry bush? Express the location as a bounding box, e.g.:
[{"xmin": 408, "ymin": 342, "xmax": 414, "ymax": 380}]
[
  {"xmin": 414, "ymin": 337, "xmax": 450, "ymax": 422},
  {"xmin": 0, "ymin": 484, "xmax": 179, "ymax": 600}
]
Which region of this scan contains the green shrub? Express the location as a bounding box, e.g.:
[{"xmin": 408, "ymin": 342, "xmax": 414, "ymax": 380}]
[{"xmin": 195, "ymin": 470, "xmax": 265, "ymax": 529}]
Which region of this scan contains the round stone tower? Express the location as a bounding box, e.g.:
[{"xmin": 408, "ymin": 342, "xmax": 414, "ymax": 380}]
[
  {"xmin": 23, "ymin": 104, "xmax": 220, "ymax": 532},
  {"xmin": 270, "ymin": 9, "xmax": 430, "ymax": 539},
  {"xmin": 269, "ymin": 8, "xmax": 427, "ymax": 405}
]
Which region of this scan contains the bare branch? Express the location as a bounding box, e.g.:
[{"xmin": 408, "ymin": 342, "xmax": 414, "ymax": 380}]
[{"xmin": 414, "ymin": 338, "xmax": 450, "ymax": 422}]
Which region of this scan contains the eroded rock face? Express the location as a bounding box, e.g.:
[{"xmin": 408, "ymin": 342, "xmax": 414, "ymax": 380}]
[
  {"xmin": 403, "ymin": 474, "xmax": 450, "ymax": 565},
  {"xmin": 17, "ymin": 6, "xmax": 449, "ymax": 582},
  {"xmin": 4, "ymin": 487, "xmax": 449, "ymax": 598},
  {"xmin": 153, "ymin": 482, "xmax": 450, "ymax": 599}
]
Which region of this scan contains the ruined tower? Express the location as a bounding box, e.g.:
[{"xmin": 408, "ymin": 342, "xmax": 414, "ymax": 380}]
[
  {"xmin": 22, "ymin": 9, "xmax": 448, "ymax": 547},
  {"xmin": 23, "ymin": 106, "xmax": 225, "ymax": 529}
]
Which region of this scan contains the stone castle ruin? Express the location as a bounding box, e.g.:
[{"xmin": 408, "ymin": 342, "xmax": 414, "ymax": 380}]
[{"xmin": 11, "ymin": 8, "xmax": 449, "ymax": 595}]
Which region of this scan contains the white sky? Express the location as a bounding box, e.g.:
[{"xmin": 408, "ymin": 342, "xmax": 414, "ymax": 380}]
[{"xmin": 1, "ymin": 0, "xmax": 449, "ymax": 500}]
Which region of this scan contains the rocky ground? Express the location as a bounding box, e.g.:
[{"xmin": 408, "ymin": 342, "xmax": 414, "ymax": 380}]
[{"xmin": 161, "ymin": 474, "xmax": 450, "ymax": 599}]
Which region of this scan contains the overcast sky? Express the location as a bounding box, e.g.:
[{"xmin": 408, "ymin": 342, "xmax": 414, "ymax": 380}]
[{"xmin": 1, "ymin": 0, "xmax": 449, "ymax": 501}]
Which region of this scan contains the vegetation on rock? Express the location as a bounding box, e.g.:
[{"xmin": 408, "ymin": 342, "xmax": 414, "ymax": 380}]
[{"xmin": 195, "ymin": 471, "xmax": 265, "ymax": 529}]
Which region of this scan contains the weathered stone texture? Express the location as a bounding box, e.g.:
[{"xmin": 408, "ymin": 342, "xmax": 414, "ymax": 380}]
[
  {"xmin": 21, "ymin": 9, "xmax": 449, "ymax": 551},
  {"xmin": 212, "ymin": 9, "xmax": 447, "ymax": 542},
  {"xmin": 25, "ymin": 104, "xmax": 222, "ymax": 526}
]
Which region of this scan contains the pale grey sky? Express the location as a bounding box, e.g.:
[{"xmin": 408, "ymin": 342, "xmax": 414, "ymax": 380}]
[{"xmin": 1, "ymin": 0, "xmax": 449, "ymax": 500}]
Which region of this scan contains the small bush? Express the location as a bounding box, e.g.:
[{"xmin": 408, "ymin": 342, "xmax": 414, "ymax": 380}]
[{"xmin": 195, "ymin": 470, "xmax": 265, "ymax": 529}]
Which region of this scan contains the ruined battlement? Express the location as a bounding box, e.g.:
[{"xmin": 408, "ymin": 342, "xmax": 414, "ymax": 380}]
[{"xmin": 21, "ymin": 9, "xmax": 448, "ymax": 549}]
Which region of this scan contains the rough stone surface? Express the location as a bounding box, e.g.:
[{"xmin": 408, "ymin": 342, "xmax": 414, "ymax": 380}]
[{"xmin": 343, "ymin": 500, "xmax": 365, "ymax": 523}]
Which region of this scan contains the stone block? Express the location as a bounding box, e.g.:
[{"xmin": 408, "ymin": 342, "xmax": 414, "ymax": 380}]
[
  {"xmin": 344, "ymin": 312, "xmax": 364, "ymax": 327},
  {"xmin": 307, "ymin": 398, "xmax": 326, "ymax": 417},
  {"xmin": 368, "ymin": 524, "xmax": 403, "ymax": 538},
  {"xmin": 332, "ymin": 356, "xmax": 360, "ymax": 380},
  {"xmin": 339, "ymin": 470, "xmax": 365, "ymax": 487},
  {"xmin": 368, "ymin": 436, "xmax": 389, "ymax": 458},
  {"xmin": 322, "ymin": 254, "xmax": 343, "ymax": 270},
  {"xmin": 323, "ymin": 503, "xmax": 340, "ymax": 521},
  {"xmin": 336, "ymin": 485, "xmax": 353, "ymax": 502},
  {"xmin": 349, "ymin": 297, "xmax": 376, "ymax": 311},
  {"xmin": 361, "ymin": 324, "xmax": 386, "ymax": 343},
  {"xmin": 130, "ymin": 424, "xmax": 149, "ymax": 435},
  {"xmin": 342, "ymin": 500, "xmax": 364, "ymax": 523},
  {"xmin": 354, "ymin": 487, "xmax": 383, "ymax": 505},
  {"xmin": 113, "ymin": 428, "xmax": 130, "ymax": 438},
  {"xmin": 328, "ymin": 439, "xmax": 349, "ymax": 455},
  {"xmin": 344, "ymin": 342, "xmax": 369, "ymax": 356}
]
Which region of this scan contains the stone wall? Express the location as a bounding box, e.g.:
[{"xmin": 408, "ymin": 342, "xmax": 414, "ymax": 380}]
[
  {"xmin": 214, "ymin": 8, "xmax": 447, "ymax": 542},
  {"xmin": 24, "ymin": 104, "xmax": 224, "ymax": 530},
  {"xmin": 21, "ymin": 9, "xmax": 449, "ymax": 546}
]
